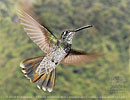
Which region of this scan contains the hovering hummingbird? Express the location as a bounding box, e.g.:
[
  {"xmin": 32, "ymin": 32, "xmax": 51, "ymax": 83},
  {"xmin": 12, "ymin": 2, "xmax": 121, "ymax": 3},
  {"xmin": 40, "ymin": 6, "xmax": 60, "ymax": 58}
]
[{"xmin": 18, "ymin": 10, "xmax": 101, "ymax": 92}]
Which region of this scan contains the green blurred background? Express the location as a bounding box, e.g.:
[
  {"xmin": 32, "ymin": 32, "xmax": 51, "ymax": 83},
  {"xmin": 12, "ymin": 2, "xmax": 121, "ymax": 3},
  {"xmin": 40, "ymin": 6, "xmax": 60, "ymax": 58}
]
[{"xmin": 0, "ymin": 0, "xmax": 130, "ymax": 100}]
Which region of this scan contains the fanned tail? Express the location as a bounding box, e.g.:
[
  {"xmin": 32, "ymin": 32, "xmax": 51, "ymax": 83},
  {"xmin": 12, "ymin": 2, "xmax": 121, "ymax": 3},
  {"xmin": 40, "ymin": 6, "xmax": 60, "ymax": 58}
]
[{"xmin": 20, "ymin": 56, "xmax": 56, "ymax": 92}]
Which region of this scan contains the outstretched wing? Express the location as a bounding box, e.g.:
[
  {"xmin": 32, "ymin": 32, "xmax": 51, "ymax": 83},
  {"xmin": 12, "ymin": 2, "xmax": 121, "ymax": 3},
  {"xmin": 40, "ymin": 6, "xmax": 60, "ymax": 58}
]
[
  {"xmin": 18, "ymin": 10, "xmax": 57, "ymax": 53},
  {"xmin": 61, "ymin": 49, "xmax": 102, "ymax": 65}
]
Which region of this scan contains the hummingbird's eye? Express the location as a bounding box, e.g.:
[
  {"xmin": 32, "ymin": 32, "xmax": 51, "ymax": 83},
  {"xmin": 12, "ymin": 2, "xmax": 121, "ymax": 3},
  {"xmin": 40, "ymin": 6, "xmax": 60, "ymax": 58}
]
[
  {"xmin": 61, "ymin": 31, "xmax": 67, "ymax": 38},
  {"xmin": 65, "ymin": 31, "xmax": 69, "ymax": 33}
]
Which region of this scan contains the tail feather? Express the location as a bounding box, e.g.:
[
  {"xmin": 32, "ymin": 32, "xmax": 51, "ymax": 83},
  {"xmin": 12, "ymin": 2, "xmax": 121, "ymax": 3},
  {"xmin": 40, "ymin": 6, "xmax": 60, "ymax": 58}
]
[
  {"xmin": 20, "ymin": 56, "xmax": 43, "ymax": 82},
  {"xmin": 37, "ymin": 69, "xmax": 56, "ymax": 92},
  {"xmin": 42, "ymin": 72, "xmax": 51, "ymax": 91},
  {"xmin": 37, "ymin": 73, "xmax": 47, "ymax": 89},
  {"xmin": 20, "ymin": 56, "xmax": 56, "ymax": 92},
  {"xmin": 47, "ymin": 69, "xmax": 56, "ymax": 92}
]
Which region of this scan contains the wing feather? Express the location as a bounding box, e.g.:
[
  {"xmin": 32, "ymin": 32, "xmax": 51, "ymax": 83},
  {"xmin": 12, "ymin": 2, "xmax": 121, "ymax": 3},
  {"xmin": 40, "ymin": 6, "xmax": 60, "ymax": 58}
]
[
  {"xmin": 18, "ymin": 10, "xmax": 57, "ymax": 53},
  {"xmin": 61, "ymin": 49, "xmax": 102, "ymax": 65}
]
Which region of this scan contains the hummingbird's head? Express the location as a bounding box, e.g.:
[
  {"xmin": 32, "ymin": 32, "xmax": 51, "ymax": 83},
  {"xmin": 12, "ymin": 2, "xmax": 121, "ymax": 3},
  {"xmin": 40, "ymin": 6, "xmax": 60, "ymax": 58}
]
[
  {"xmin": 60, "ymin": 31, "xmax": 74, "ymax": 44},
  {"xmin": 60, "ymin": 25, "xmax": 93, "ymax": 44}
]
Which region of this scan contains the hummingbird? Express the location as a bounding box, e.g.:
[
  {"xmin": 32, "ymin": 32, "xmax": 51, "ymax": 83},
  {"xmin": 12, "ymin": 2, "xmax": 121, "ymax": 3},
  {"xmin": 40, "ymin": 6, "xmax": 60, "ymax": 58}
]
[{"xmin": 18, "ymin": 10, "xmax": 101, "ymax": 92}]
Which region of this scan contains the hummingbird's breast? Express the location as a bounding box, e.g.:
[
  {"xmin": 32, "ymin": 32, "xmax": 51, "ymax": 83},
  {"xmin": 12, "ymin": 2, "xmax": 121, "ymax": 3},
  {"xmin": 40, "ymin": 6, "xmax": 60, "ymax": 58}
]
[
  {"xmin": 48, "ymin": 45, "xmax": 67, "ymax": 65},
  {"xmin": 36, "ymin": 44, "xmax": 67, "ymax": 74}
]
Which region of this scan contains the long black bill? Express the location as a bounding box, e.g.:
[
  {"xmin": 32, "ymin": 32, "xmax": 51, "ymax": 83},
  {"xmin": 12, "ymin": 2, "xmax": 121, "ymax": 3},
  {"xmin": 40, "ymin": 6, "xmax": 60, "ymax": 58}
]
[{"xmin": 71, "ymin": 25, "xmax": 93, "ymax": 32}]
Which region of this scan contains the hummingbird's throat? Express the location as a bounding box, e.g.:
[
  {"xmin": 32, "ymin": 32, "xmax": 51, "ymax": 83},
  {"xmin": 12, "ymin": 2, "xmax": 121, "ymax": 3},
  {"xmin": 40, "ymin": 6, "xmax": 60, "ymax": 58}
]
[
  {"xmin": 60, "ymin": 32, "xmax": 74, "ymax": 45},
  {"xmin": 65, "ymin": 32, "xmax": 74, "ymax": 44}
]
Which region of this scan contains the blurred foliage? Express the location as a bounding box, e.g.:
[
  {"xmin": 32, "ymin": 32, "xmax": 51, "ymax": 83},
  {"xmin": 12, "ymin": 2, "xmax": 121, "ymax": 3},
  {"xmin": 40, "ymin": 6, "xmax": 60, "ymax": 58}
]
[{"xmin": 0, "ymin": 0, "xmax": 130, "ymax": 100}]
